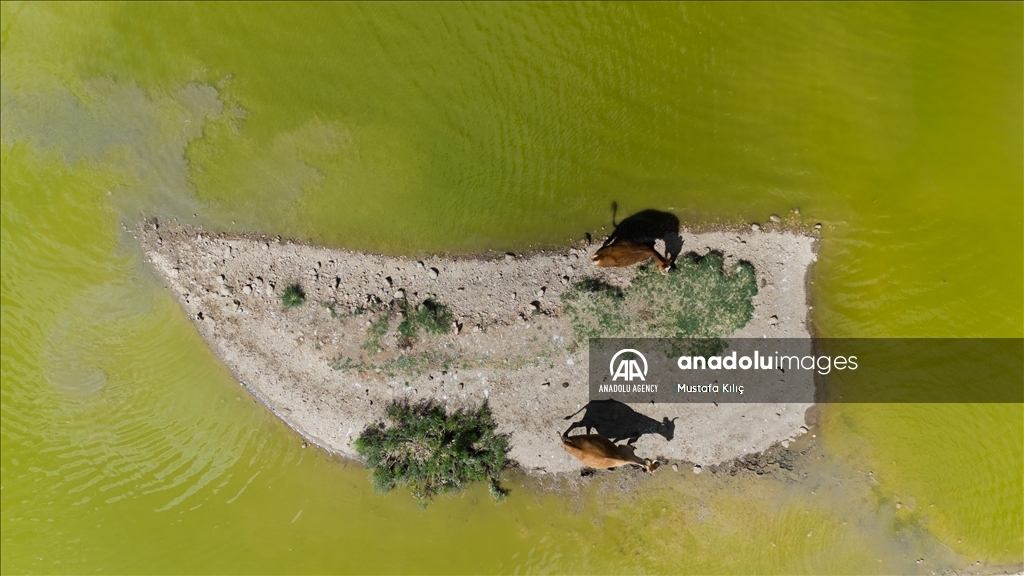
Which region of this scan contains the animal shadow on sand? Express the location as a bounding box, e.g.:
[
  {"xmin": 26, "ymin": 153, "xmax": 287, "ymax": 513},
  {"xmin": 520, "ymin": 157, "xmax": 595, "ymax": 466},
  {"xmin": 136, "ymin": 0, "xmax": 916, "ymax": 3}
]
[
  {"xmin": 563, "ymin": 399, "xmax": 677, "ymax": 445},
  {"xmin": 601, "ymin": 204, "xmax": 684, "ymax": 264}
]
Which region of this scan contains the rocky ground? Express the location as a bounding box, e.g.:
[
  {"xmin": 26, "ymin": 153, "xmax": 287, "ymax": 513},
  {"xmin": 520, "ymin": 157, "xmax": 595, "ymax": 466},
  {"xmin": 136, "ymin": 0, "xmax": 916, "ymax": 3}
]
[{"xmin": 137, "ymin": 219, "xmax": 818, "ymax": 476}]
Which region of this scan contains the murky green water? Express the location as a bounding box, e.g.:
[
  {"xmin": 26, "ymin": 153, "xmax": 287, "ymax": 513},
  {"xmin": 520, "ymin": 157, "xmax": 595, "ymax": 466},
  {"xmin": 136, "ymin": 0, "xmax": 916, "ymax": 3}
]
[{"xmin": 2, "ymin": 3, "xmax": 1021, "ymax": 573}]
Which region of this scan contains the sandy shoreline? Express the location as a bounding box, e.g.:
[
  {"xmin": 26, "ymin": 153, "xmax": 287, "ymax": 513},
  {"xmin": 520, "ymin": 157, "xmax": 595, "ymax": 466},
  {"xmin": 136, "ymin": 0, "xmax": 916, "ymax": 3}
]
[{"xmin": 137, "ymin": 220, "xmax": 818, "ymax": 476}]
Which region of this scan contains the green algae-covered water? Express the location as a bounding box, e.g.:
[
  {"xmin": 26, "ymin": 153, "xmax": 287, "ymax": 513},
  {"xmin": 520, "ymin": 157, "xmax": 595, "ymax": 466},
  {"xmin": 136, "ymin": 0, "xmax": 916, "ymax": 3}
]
[{"xmin": 2, "ymin": 3, "xmax": 1021, "ymax": 573}]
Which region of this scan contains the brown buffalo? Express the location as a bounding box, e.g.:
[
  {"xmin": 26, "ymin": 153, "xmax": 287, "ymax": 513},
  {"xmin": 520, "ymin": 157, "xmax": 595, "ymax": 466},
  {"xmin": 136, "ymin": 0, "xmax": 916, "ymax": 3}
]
[
  {"xmin": 560, "ymin": 431, "xmax": 660, "ymax": 472},
  {"xmin": 590, "ymin": 239, "xmax": 671, "ymax": 274}
]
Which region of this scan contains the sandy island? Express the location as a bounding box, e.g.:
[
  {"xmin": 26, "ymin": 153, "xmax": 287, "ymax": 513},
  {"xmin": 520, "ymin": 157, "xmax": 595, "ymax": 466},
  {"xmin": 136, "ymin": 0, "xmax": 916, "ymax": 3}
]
[{"xmin": 138, "ymin": 220, "xmax": 818, "ymax": 476}]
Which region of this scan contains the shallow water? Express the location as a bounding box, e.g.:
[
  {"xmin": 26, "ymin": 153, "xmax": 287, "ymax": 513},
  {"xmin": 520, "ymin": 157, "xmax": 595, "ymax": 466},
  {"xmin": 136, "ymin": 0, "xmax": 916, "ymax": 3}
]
[{"xmin": 1, "ymin": 3, "xmax": 1021, "ymax": 573}]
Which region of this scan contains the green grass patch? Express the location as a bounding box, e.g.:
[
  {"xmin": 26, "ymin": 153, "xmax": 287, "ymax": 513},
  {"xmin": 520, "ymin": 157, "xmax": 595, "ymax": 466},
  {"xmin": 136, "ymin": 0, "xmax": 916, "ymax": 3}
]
[
  {"xmin": 397, "ymin": 298, "xmax": 454, "ymax": 343},
  {"xmin": 561, "ymin": 252, "xmax": 757, "ymax": 346},
  {"xmin": 280, "ymin": 283, "xmax": 306, "ymax": 308},
  {"xmin": 355, "ymin": 401, "xmax": 510, "ymax": 506},
  {"xmin": 359, "ymin": 297, "xmax": 455, "ymax": 352}
]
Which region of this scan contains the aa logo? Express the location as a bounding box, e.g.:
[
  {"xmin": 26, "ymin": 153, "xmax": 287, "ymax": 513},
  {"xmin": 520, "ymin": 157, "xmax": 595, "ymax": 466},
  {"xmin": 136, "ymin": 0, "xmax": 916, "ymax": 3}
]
[{"xmin": 610, "ymin": 349, "xmax": 648, "ymax": 382}]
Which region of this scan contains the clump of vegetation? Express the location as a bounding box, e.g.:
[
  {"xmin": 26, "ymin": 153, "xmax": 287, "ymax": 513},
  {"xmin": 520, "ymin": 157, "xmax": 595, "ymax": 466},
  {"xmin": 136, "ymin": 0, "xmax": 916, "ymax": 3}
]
[
  {"xmin": 359, "ymin": 297, "xmax": 455, "ymax": 352},
  {"xmin": 280, "ymin": 283, "xmax": 306, "ymax": 308},
  {"xmin": 561, "ymin": 252, "xmax": 757, "ymax": 345},
  {"xmin": 397, "ymin": 298, "xmax": 454, "ymax": 345},
  {"xmin": 355, "ymin": 401, "xmax": 510, "ymax": 506}
]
